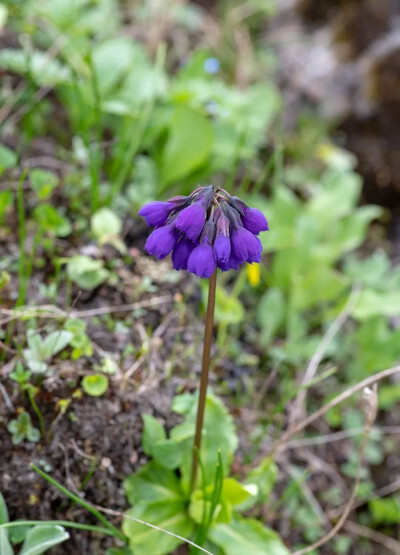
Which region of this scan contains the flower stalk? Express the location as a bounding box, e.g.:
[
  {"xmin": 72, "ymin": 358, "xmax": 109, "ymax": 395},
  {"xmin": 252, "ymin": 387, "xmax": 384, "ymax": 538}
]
[{"xmin": 190, "ymin": 269, "xmax": 217, "ymax": 492}]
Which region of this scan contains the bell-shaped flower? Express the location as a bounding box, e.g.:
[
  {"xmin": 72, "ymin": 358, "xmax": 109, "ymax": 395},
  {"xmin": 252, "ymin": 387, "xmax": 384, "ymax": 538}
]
[
  {"xmin": 242, "ymin": 207, "xmax": 269, "ymax": 235},
  {"xmin": 138, "ymin": 201, "xmax": 175, "ymax": 227},
  {"xmin": 172, "ymin": 237, "xmax": 196, "ymax": 271},
  {"xmin": 175, "ymin": 202, "xmax": 206, "ymax": 241},
  {"xmin": 144, "ymin": 225, "xmax": 178, "ymax": 259},
  {"xmin": 231, "ymin": 226, "xmax": 262, "ymax": 263}
]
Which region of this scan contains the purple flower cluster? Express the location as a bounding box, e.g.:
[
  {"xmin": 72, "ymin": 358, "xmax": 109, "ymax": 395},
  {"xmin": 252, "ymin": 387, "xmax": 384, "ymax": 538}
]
[{"xmin": 138, "ymin": 185, "xmax": 269, "ymax": 279}]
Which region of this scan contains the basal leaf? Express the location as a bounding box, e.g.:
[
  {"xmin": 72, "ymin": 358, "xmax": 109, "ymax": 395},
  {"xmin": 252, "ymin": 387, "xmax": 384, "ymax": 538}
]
[
  {"xmin": 122, "ymin": 501, "xmax": 194, "ymax": 555},
  {"xmin": 19, "ymin": 525, "xmax": 69, "ymax": 555},
  {"xmin": 161, "ymin": 106, "xmax": 213, "ymax": 186},
  {"xmin": 124, "ymin": 461, "xmax": 183, "ymax": 506},
  {"xmin": 209, "ymin": 516, "xmax": 289, "ymax": 555}
]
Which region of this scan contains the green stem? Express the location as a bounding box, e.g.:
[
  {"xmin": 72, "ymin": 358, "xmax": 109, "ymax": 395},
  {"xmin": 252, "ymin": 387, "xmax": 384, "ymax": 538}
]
[
  {"xmin": 190, "ymin": 270, "xmax": 217, "ymax": 492},
  {"xmin": 31, "ymin": 464, "xmax": 126, "ymax": 542},
  {"xmin": 27, "ymin": 388, "xmax": 46, "ymax": 438}
]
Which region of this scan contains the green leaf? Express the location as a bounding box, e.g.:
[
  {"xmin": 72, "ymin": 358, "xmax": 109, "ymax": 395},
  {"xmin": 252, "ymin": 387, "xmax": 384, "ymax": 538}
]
[
  {"xmin": 122, "ymin": 501, "xmax": 194, "ymax": 555},
  {"xmin": 353, "ymin": 290, "xmax": 400, "ymax": 320},
  {"xmin": 41, "ymin": 331, "xmax": 73, "ymax": 358},
  {"xmin": 0, "ymin": 144, "xmax": 17, "ymax": 174},
  {"xmin": 82, "ymin": 374, "xmax": 109, "ymax": 397},
  {"xmin": 257, "ymin": 288, "xmax": 285, "ymax": 344},
  {"xmin": 30, "ymin": 169, "xmax": 58, "ymax": 199},
  {"xmin": 170, "ymin": 392, "xmax": 238, "ymax": 492},
  {"xmin": 91, "ymin": 208, "xmax": 122, "ymax": 245},
  {"xmin": 369, "ymin": 497, "xmax": 400, "ymax": 525},
  {"xmin": 92, "ymin": 38, "xmax": 136, "ymax": 96},
  {"xmin": 212, "ymin": 285, "xmax": 245, "ymax": 326},
  {"xmin": 161, "ymin": 106, "xmax": 213, "ymax": 186},
  {"xmin": 221, "ymin": 478, "xmax": 251, "ymax": 506},
  {"xmin": 67, "ymin": 255, "xmax": 109, "ymax": 290},
  {"xmin": 124, "ymin": 461, "xmax": 184, "ymax": 506},
  {"xmin": 209, "ymin": 516, "xmax": 289, "ymax": 555},
  {"xmin": 19, "ymin": 525, "xmax": 69, "ymax": 555},
  {"xmin": 152, "ymin": 440, "xmax": 182, "ymax": 470},
  {"xmin": 171, "ymin": 393, "xmax": 194, "ymax": 415},
  {"xmin": 33, "ymin": 205, "xmax": 71, "ymax": 237},
  {"xmin": 0, "ymin": 492, "xmax": 9, "ymax": 525},
  {"xmin": 239, "ymin": 458, "xmax": 278, "ymax": 511},
  {"xmin": 142, "ymin": 414, "xmax": 167, "ymax": 456},
  {"xmin": 0, "ymin": 529, "xmax": 13, "ymax": 555}
]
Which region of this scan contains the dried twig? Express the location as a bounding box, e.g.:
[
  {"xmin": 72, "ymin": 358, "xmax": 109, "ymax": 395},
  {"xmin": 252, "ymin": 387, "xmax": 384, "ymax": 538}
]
[
  {"xmin": 0, "ymin": 296, "xmax": 172, "ymax": 327},
  {"xmin": 289, "ymin": 286, "xmax": 361, "ymax": 426},
  {"xmin": 291, "ymin": 385, "xmax": 378, "ymax": 554},
  {"xmin": 344, "ymin": 521, "xmax": 400, "ymax": 554},
  {"xmin": 270, "ymin": 365, "xmax": 400, "ymax": 457}
]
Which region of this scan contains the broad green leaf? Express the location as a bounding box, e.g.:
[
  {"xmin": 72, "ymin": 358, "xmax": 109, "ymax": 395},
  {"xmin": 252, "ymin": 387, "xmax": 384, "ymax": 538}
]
[
  {"xmin": 171, "ymin": 393, "xmax": 194, "ymax": 415},
  {"xmin": 91, "ymin": 208, "xmax": 122, "ymax": 244},
  {"xmin": 308, "ymin": 170, "xmax": 361, "ymax": 220},
  {"xmin": 142, "ymin": 414, "xmax": 167, "ymax": 456},
  {"xmin": 353, "ymin": 290, "xmax": 400, "ymax": 320},
  {"xmin": 170, "ymin": 393, "xmax": 238, "ymax": 492},
  {"xmin": 209, "ymin": 516, "xmax": 289, "ymax": 555},
  {"xmin": 0, "ymin": 144, "xmax": 17, "ymax": 174},
  {"xmin": 82, "ymin": 374, "xmax": 109, "ymax": 397},
  {"xmin": 152, "ymin": 440, "xmax": 182, "ymax": 470},
  {"xmin": 42, "ymin": 331, "xmax": 73, "ymax": 358},
  {"xmin": 20, "ymin": 525, "xmax": 69, "ymax": 555},
  {"xmin": 67, "ymin": 255, "xmax": 109, "ymax": 290},
  {"xmin": 92, "ymin": 38, "xmax": 136, "ymax": 95},
  {"xmin": 123, "ymin": 501, "xmax": 194, "ymax": 555},
  {"xmin": 124, "ymin": 462, "xmax": 183, "ymax": 506},
  {"xmin": 161, "ymin": 106, "xmax": 213, "ymax": 186}
]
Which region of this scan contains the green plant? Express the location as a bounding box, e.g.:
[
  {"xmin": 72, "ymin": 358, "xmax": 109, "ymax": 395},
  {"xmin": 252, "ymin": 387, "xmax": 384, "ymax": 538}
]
[
  {"xmin": 123, "ymin": 391, "xmax": 288, "ymax": 555},
  {"xmin": 7, "ymin": 411, "xmax": 40, "ymax": 445},
  {"xmin": 0, "ymin": 490, "xmax": 69, "ymax": 554},
  {"xmin": 66, "ymin": 255, "xmax": 109, "ymax": 290},
  {"xmin": 82, "ymin": 374, "xmax": 109, "ymax": 397},
  {"xmin": 23, "ymin": 328, "xmax": 73, "ymax": 374}
]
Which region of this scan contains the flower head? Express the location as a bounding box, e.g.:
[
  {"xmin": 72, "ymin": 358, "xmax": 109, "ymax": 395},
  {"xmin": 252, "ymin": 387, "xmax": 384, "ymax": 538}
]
[{"xmin": 138, "ymin": 186, "xmax": 269, "ymax": 278}]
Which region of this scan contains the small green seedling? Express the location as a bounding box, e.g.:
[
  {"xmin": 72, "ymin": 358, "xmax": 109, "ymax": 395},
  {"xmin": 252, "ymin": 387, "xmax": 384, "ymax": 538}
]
[
  {"xmin": 7, "ymin": 411, "xmax": 40, "ymax": 445},
  {"xmin": 23, "ymin": 329, "xmax": 73, "ymax": 374}
]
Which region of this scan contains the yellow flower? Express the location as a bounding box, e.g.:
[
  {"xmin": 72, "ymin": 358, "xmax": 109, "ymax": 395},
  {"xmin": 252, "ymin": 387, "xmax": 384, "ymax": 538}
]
[{"xmin": 246, "ymin": 263, "xmax": 260, "ymax": 287}]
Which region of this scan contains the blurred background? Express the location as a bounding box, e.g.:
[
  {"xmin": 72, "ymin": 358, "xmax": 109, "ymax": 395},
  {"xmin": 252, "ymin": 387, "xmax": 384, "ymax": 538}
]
[{"xmin": 1, "ymin": 1, "xmax": 400, "ymax": 554}]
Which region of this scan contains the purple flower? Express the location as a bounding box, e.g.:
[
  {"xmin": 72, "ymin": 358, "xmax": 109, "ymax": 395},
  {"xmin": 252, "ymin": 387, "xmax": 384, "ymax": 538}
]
[
  {"xmin": 218, "ymin": 252, "xmax": 242, "ymax": 272},
  {"xmin": 231, "ymin": 226, "xmax": 262, "ymax": 263},
  {"xmin": 138, "ymin": 185, "xmax": 268, "ymax": 277},
  {"xmin": 138, "ymin": 201, "xmax": 175, "ymax": 227},
  {"xmin": 188, "ymin": 243, "xmax": 216, "ymax": 278},
  {"xmin": 247, "ymin": 236, "xmax": 262, "ymax": 263},
  {"xmin": 175, "ymin": 202, "xmax": 206, "ymax": 241},
  {"xmin": 172, "ymin": 237, "xmax": 195, "ymax": 271},
  {"xmin": 145, "ymin": 225, "xmax": 178, "ymax": 259},
  {"xmin": 214, "ymin": 235, "xmax": 231, "ymax": 264},
  {"xmin": 242, "ymin": 207, "xmax": 269, "ymax": 235}
]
